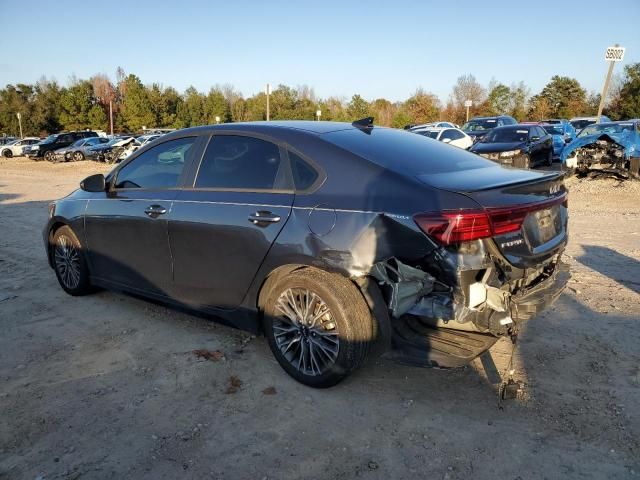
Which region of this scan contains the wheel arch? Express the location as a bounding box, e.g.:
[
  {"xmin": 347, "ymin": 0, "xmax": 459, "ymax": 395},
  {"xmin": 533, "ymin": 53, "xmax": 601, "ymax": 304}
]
[
  {"xmin": 256, "ymin": 263, "xmax": 391, "ymax": 356},
  {"xmin": 46, "ymin": 221, "xmax": 69, "ymax": 268}
]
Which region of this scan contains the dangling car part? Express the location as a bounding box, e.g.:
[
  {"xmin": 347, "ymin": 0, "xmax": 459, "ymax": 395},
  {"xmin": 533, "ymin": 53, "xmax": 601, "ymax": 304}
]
[{"xmin": 562, "ymin": 120, "xmax": 640, "ymax": 179}]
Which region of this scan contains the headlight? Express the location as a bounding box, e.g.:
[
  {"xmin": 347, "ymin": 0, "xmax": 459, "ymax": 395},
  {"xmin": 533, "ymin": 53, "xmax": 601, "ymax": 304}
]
[
  {"xmin": 499, "ymin": 149, "xmax": 522, "ymax": 158},
  {"xmin": 32, "ymin": 145, "xmax": 40, "ymax": 150}
]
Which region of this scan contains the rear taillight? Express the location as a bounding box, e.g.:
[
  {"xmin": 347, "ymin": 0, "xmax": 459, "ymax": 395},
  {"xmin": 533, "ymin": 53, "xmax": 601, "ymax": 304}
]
[{"xmin": 414, "ymin": 194, "xmax": 567, "ymax": 246}]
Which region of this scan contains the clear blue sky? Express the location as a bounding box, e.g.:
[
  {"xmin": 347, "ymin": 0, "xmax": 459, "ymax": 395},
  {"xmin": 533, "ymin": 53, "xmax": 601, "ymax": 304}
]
[{"xmin": 1, "ymin": 0, "xmax": 639, "ymax": 102}]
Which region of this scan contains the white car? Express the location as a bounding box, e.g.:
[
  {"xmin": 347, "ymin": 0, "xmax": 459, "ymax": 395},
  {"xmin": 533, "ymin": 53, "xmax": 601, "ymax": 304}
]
[
  {"xmin": 410, "ymin": 121, "xmax": 457, "ymax": 131},
  {"xmin": 1, "ymin": 137, "xmax": 41, "ymax": 157},
  {"xmin": 414, "ymin": 127, "xmax": 473, "ymax": 149}
]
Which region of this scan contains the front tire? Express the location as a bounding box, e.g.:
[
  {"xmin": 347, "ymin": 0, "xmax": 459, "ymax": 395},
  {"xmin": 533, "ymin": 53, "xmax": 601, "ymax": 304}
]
[
  {"xmin": 44, "ymin": 151, "xmax": 55, "ymax": 162},
  {"xmin": 73, "ymin": 151, "xmax": 84, "ymax": 162},
  {"xmin": 546, "ymin": 150, "xmax": 553, "ymax": 167},
  {"xmin": 262, "ymin": 268, "xmax": 374, "ymax": 388},
  {"xmin": 2, "ymin": 149, "xmax": 12, "ymax": 158},
  {"xmin": 52, "ymin": 226, "xmax": 93, "ymax": 296}
]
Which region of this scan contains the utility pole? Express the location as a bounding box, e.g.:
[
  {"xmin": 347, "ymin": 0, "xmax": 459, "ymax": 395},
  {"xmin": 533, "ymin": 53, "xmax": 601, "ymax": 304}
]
[
  {"xmin": 266, "ymin": 83, "xmax": 271, "ymax": 121},
  {"xmin": 316, "ymin": 109, "xmax": 321, "ymax": 121},
  {"xmin": 597, "ymin": 44, "xmax": 625, "ymax": 123},
  {"xmin": 16, "ymin": 113, "xmax": 23, "ymax": 138},
  {"xmin": 109, "ymin": 100, "xmax": 114, "ymax": 136}
]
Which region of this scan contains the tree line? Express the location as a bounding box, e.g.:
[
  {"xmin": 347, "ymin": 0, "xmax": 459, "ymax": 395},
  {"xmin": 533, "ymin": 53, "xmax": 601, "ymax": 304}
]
[{"xmin": 1, "ymin": 64, "xmax": 639, "ymax": 137}]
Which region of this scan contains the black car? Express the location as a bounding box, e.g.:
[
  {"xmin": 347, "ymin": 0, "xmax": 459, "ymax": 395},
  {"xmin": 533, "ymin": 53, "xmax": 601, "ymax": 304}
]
[
  {"xmin": 27, "ymin": 131, "xmax": 99, "ymax": 161},
  {"xmin": 470, "ymin": 125, "xmax": 554, "ymax": 169},
  {"xmin": 44, "ymin": 120, "xmax": 569, "ymax": 387},
  {"xmin": 462, "ymin": 115, "xmax": 518, "ymax": 143}
]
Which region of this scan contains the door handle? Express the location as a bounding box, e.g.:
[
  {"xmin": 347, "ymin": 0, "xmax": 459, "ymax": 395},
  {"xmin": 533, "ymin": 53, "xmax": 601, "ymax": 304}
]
[
  {"xmin": 248, "ymin": 210, "xmax": 281, "ymax": 225},
  {"xmin": 145, "ymin": 204, "xmax": 167, "ymax": 218}
]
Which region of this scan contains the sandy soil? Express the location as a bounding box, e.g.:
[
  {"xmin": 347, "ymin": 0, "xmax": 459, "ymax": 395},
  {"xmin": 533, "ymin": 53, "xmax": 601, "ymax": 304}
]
[{"xmin": 0, "ymin": 157, "xmax": 639, "ymax": 480}]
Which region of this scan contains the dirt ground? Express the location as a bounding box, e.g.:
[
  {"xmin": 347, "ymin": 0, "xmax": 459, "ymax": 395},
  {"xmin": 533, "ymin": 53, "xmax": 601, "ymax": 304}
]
[{"xmin": 1, "ymin": 157, "xmax": 639, "ymax": 480}]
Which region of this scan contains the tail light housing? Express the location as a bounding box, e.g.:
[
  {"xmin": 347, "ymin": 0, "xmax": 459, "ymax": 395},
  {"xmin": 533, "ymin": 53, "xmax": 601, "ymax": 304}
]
[{"xmin": 414, "ymin": 194, "xmax": 567, "ymax": 246}]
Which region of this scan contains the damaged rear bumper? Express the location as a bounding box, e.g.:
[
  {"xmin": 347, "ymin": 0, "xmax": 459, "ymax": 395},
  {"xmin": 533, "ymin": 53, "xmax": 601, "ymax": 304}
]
[{"xmin": 369, "ymin": 254, "xmax": 569, "ymax": 368}]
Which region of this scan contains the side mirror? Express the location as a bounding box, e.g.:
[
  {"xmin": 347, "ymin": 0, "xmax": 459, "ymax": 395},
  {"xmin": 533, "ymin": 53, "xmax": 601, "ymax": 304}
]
[
  {"xmin": 80, "ymin": 173, "xmax": 106, "ymax": 192},
  {"xmin": 441, "ymin": 138, "xmax": 452, "ymax": 143}
]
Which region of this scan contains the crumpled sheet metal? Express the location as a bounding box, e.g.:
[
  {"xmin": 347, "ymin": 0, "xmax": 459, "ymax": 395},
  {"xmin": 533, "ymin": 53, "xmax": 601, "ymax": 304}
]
[{"xmin": 370, "ymin": 258, "xmax": 435, "ymax": 318}]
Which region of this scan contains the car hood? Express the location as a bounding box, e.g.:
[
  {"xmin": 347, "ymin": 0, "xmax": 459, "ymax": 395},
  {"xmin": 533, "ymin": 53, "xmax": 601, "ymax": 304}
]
[
  {"xmin": 463, "ymin": 129, "xmax": 492, "ymax": 139},
  {"xmin": 561, "ymin": 133, "xmax": 636, "ymax": 161},
  {"xmin": 470, "ymin": 141, "xmax": 526, "ymax": 153}
]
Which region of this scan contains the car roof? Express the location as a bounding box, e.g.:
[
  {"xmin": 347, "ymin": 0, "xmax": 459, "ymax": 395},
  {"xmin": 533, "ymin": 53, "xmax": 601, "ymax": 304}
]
[
  {"xmin": 161, "ymin": 121, "xmax": 364, "ymax": 139},
  {"xmin": 493, "ymin": 124, "xmax": 532, "ymax": 130}
]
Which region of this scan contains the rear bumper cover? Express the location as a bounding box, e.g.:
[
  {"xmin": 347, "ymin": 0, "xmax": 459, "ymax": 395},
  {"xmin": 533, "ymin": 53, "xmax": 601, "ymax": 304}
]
[{"xmin": 509, "ymin": 259, "xmax": 569, "ymax": 322}]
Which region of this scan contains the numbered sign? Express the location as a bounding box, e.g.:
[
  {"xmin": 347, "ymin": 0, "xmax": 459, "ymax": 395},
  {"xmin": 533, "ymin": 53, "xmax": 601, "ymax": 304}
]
[{"xmin": 605, "ymin": 46, "xmax": 625, "ymax": 62}]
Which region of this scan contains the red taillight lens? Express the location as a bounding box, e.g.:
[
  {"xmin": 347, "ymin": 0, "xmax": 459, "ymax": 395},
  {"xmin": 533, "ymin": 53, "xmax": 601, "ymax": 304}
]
[
  {"xmin": 414, "ymin": 211, "xmax": 492, "ymax": 245},
  {"xmin": 414, "ymin": 194, "xmax": 567, "ymax": 246}
]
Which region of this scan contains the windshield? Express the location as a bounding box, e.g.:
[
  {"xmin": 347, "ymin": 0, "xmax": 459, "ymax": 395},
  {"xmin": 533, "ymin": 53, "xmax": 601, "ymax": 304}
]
[
  {"xmin": 542, "ymin": 125, "xmax": 563, "ymax": 136},
  {"xmin": 482, "ymin": 128, "xmax": 529, "ymax": 143},
  {"xmin": 462, "ymin": 119, "xmax": 497, "ymax": 132},
  {"xmin": 41, "ymin": 134, "xmax": 58, "ymax": 144},
  {"xmin": 72, "ymin": 139, "xmax": 85, "ymax": 147},
  {"xmin": 578, "ymin": 123, "xmax": 635, "ymax": 138},
  {"xmin": 418, "ymin": 131, "xmax": 439, "ymax": 139},
  {"xmin": 571, "ymin": 120, "xmax": 595, "ymax": 131}
]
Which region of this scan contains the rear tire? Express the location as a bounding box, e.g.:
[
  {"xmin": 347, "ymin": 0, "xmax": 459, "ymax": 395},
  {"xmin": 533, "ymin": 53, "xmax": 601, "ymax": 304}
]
[
  {"xmin": 546, "ymin": 150, "xmax": 553, "ymax": 167},
  {"xmin": 262, "ymin": 268, "xmax": 374, "ymax": 388},
  {"xmin": 2, "ymin": 149, "xmax": 12, "ymax": 158},
  {"xmin": 44, "ymin": 151, "xmax": 55, "ymax": 162},
  {"xmin": 51, "ymin": 226, "xmax": 93, "ymax": 296},
  {"xmin": 73, "ymin": 151, "xmax": 84, "ymax": 162}
]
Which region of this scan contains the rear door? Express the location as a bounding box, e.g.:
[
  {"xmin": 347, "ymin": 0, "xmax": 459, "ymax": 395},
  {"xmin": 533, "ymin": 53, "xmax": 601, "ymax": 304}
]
[{"xmin": 168, "ymin": 133, "xmax": 294, "ymax": 309}]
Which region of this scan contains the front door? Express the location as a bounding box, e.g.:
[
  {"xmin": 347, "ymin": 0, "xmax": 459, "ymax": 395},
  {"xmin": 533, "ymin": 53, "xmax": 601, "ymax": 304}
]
[{"xmin": 84, "ymin": 136, "xmax": 198, "ymax": 296}]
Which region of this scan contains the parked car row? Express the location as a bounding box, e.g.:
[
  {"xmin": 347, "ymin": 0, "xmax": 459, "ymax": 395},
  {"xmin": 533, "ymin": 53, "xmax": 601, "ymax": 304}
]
[{"xmin": 14, "ymin": 130, "xmax": 167, "ymax": 164}]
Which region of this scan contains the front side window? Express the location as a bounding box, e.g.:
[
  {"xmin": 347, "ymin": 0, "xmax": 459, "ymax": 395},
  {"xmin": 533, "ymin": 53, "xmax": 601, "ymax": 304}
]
[
  {"xmin": 195, "ymin": 135, "xmax": 284, "ymax": 190},
  {"xmin": 114, "ymin": 137, "xmax": 194, "ymax": 189}
]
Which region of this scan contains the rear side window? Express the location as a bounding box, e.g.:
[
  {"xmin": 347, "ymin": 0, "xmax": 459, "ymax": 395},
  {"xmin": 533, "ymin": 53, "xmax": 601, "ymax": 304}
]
[
  {"xmin": 114, "ymin": 137, "xmax": 194, "ymax": 189},
  {"xmin": 289, "ymin": 151, "xmax": 319, "ymax": 191},
  {"xmin": 325, "ymin": 127, "xmax": 496, "ymax": 175},
  {"xmin": 195, "ymin": 135, "xmax": 284, "ymax": 190}
]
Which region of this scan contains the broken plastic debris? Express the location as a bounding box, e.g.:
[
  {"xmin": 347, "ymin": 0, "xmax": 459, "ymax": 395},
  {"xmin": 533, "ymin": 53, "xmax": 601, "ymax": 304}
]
[{"xmin": 370, "ymin": 258, "xmax": 435, "ymax": 317}]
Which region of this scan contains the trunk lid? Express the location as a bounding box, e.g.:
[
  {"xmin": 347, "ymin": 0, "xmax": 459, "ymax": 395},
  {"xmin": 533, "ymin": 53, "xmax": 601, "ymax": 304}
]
[{"xmin": 417, "ymin": 167, "xmax": 568, "ymax": 268}]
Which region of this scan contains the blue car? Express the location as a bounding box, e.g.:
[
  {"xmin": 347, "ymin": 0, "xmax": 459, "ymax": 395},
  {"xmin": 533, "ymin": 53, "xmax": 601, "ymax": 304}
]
[
  {"xmin": 561, "ymin": 120, "xmax": 640, "ymax": 177},
  {"xmin": 541, "ymin": 123, "xmax": 568, "ymax": 160},
  {"xmin": 542, "ymin": 119, "xmax": 577, "ymax": 142}
]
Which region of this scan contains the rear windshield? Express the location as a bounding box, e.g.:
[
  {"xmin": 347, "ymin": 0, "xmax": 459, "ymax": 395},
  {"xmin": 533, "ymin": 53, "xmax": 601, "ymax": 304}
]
[
  {"xmin": 462, "ymin": 119, "xmax": 498, "ymax": 131},
  {"xmin": 323, "ymin": 127, "xmax": 495, "ymax": 175}
]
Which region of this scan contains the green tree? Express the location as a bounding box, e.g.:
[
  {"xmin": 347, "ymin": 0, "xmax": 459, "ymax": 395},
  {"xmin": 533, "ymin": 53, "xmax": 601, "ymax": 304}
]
[
  {"xmin": 175, "ymin": 86, "xmax": 205, "ymax": 128},
  {"xmin": 536, "ymin": 76, "xmax": 587, "ymax": 118},
  {"xmin": 203, "ymin": 88, "xmax": 227, "ymax": 124},
  {"xmin": 59, "ymin": 80, "xmax": 98, "ymax": 130},
  {"xmin": 346, "ymin": 94, "xmax": 369, "ymax": 120},
  {"xmin": 485, "ymin": 83, "xmax": 511, "ymax": 115},
  {"xmin": 610, "ymin": 63, "xmax": 640, "ymax": 119},
  {"xmin": 119, "ymin": 74, "xmax": 154, "ymax": 131}
]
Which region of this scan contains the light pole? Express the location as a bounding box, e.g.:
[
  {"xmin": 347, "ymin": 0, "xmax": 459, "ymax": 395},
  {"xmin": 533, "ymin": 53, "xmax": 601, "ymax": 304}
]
[
  {"xmin": 265, "ymin": 83, "xmax": 271, "ymax": 121},
  {"xmin": 316, "ymin": 109, "xmax": 321, "ymax": 121},
  {"xmin": 597, "ymin": 44, "xmax": 625, "ymax": 123},
  {"xmin": 109, "ymin": 100, "xmax": 114, "ymax": 136},
  {"xmin": 16, "ymin": 113, "xmax": 23, "ymax": 138}
]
